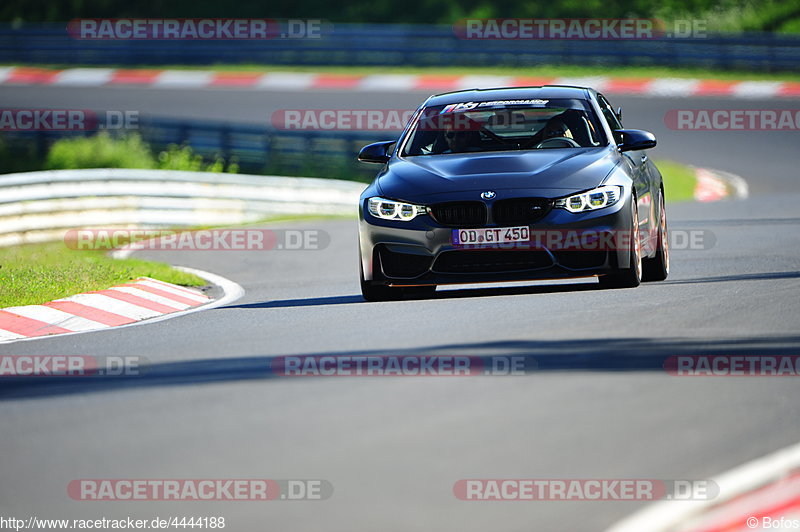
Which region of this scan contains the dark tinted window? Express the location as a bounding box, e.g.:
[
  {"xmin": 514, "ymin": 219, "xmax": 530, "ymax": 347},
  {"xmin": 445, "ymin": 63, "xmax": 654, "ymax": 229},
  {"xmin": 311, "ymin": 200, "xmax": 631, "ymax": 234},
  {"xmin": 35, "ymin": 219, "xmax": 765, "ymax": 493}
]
[
  {"xmin": 400, "ymin": 98, "xmax": 607, "ymax": 156},
  {"xmin": 597, "ymin": 94, "xmax": 623, "ymax": 130}
]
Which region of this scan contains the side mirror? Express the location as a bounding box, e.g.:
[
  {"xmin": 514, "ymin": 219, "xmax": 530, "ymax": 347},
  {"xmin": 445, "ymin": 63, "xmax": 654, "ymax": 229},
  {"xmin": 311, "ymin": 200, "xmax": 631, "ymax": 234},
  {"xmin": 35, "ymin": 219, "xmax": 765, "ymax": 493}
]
[
  {"xmin": 615, "ymin": 106, "xmax": 623, "ymax": 122},
  {"xmin": 615, "ymin": 129, "xmax": 656, "ymax": 152},
  {"xmin": 358, "ymin": 141, "xmax": 396, "ymax": 164}
]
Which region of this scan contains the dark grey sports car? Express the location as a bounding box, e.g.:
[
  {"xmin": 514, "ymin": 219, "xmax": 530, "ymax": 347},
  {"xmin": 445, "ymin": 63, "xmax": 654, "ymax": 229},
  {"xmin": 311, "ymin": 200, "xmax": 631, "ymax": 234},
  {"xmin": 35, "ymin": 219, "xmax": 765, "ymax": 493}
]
[{"xmin": 357, "ymin": 86, "xmax": 669, "ymax": 301}]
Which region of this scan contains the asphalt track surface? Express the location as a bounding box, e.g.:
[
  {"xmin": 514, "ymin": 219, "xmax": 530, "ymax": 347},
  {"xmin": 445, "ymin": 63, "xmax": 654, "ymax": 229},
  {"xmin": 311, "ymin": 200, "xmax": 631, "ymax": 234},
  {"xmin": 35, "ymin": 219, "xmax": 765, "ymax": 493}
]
[{"xmin": 1, "ymin": 85, "xmax": 799, "ymax": 531}]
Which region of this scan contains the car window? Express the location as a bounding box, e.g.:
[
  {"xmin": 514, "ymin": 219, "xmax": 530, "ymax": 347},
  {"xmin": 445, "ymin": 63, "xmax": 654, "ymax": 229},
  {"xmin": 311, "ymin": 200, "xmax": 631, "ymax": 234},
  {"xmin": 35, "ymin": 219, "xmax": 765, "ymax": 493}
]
[
  {"xmin": 597, "ymin": 94, "xmax": 623, "ymax": 130},
  {"xmin": 400, "ymin": 98, "xmax": 606, "ymax": 157}
]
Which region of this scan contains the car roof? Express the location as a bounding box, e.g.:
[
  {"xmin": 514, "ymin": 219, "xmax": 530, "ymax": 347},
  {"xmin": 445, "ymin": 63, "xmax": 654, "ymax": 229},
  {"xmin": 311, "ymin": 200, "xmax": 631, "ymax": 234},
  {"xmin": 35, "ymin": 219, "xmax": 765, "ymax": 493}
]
[{"xmin": 424, "ymin": 85, "xmax": 594, "ymax": 106}]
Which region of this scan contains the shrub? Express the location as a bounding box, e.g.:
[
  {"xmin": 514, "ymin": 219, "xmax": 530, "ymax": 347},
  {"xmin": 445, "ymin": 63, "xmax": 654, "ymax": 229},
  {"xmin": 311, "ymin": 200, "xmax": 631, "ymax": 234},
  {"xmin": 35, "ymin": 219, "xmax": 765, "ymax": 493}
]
[
  {"xmin": 157, "ymin": 144, "xmax": 239, "ymax": 173},
  {"xmin": 44, "ymin": 133, "xmax": 239, "ymax": 173},
  {"xmin": 45, "ymin": 133, "xmax": 155, "ymax": 170}
]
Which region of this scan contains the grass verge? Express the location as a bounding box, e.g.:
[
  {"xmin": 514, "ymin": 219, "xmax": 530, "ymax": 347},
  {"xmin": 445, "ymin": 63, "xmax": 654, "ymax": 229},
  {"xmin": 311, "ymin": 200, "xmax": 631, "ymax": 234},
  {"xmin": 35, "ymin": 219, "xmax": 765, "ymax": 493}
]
[
  {"xmin": 0, "ymin": 214, "xmax": 344, "ymax": 308},
  {"xmin": 0, "ymin": 241, "xmax": 205, "ymax": 308},
  {"xmin": 5, "ymin": 63, "xmax": 799, "ymax": 83},
  {"xmin": 656, "ymin": 159, "xmax": 697, "ymax": 202}
]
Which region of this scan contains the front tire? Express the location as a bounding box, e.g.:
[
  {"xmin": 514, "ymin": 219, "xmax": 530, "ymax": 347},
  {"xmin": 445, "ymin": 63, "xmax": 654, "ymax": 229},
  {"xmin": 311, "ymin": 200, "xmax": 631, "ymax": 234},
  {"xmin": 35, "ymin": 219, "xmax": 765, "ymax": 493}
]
[
  {"xmin": 401, "ymin": 285, "xmax": 437, "ymax": 299},
  {"xmin": 359, "ymin": 262, "xmax": 435, "ymax": 301},
  {"xmin": 360, "ymin": 280, "xmax": 435, "ymax": 301},
  {"xmin": 642, "ymin": 189, "xmax": 669, "ymax": 282},
  {"xmin": 599, "ymin": 200, "xmax": 642, "ymax": 289},
  {"xmin": 360, "ymin": 279, "xmax": 401, "ymax": 301}
]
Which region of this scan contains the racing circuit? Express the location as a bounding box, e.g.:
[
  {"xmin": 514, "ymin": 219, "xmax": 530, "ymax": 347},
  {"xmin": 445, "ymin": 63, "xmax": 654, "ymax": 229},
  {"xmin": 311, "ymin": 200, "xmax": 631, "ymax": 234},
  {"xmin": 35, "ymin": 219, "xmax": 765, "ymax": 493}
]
[{"xmin": 0, "ymin": 82, "xmax": 799, "ymax": 530}]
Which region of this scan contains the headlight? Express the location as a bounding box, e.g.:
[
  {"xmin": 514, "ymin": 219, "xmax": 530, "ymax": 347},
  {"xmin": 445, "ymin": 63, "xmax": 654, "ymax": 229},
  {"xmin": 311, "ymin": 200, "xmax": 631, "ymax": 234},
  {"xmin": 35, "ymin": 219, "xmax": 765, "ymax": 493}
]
[
  {"xmin": 554, "ymin": 186, "xmax": 622, "ymax": 213},
  {"xmin": 367, "ymin": 197, "xmax": 427, "ymax": 221}
]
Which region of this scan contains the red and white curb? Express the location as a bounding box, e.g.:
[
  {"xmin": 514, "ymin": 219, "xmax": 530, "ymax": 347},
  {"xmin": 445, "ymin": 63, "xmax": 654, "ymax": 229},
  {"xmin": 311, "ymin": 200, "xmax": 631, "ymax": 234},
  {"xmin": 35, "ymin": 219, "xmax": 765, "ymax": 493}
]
[
  {"xmin": 1, "ymin": 67, "xmax": 799, "ymax": 98},
  {"xmin": 0, "ymin": 269, "xmax": 244, "ymax": 344},
  {"xmin": 694, "ymin": 167, "xmax": 750, "ymax": 202},
  {"xmin": 0, "ymin": 277, "xmax": 208, "ymax": 342},
  {"xmin": 607, "ymin": 441, "xmax": 800, "ymax": 532}
]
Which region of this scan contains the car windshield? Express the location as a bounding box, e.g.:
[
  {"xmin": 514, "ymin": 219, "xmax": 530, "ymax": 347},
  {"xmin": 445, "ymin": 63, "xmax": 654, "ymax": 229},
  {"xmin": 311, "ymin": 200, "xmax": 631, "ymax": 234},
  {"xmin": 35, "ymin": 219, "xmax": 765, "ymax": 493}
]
[{"xmin": 400, "ymin": 98, "xmax": 606, "ymax": 156}]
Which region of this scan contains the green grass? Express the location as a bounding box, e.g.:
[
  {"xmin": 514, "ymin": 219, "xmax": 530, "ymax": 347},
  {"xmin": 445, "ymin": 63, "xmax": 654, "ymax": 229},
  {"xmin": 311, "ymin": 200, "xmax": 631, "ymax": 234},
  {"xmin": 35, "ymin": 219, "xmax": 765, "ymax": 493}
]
[
  {"xmin": 656, "ymin": 159, "xmax": 697, "ymax": 202},
  {"xmin": 0, "ymin": 241, "xmax": 205, "ymax": 308},
  {"xmin": 5, "ymin": 63, "xmax": 800, "ymax": 83},
  {"xmin": 0, "ymin": 215, "xmax": 346, "ymax": 308}
]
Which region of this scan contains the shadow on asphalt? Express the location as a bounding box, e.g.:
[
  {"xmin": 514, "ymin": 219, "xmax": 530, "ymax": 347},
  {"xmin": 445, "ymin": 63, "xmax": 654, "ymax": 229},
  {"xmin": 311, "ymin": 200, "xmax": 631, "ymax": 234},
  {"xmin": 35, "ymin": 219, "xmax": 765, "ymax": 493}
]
[
  {"xmin": 2, "ymin": 335, "xmax": 799, "ymax": 400},
  {"xmin": 225, "ymin": 295, "xmax": 365, "ymax": 308},
  {"xmin": 224, "ymin": 271, "xmax": 800, "ymax": 309},
  {"xmin": 223, "ymin": 281, "xmax": 600, "ymax": 309},
  {"xmin": 661, "ymin": 271, "xmax": 800, "ymax": 285}
]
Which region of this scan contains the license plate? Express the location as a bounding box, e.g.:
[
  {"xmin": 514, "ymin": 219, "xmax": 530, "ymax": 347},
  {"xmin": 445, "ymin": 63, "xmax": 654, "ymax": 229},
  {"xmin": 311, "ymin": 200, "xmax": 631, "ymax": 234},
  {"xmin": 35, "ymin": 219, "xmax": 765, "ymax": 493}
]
[{"xmin": 452, "ymin": 226, "xmax": 530, "ymax": 246}]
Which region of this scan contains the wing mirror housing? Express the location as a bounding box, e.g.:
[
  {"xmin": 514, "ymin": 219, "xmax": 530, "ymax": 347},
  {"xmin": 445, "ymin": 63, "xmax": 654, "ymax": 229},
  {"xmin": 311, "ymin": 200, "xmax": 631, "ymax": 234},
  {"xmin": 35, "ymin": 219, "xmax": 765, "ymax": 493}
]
[
  {"xmin": 615, "ymin": 129, "xmax": 657, "ymax": 152},
  {"xmin": 358, "ymin": 141, "xmax": 396, "ymax": 164}
]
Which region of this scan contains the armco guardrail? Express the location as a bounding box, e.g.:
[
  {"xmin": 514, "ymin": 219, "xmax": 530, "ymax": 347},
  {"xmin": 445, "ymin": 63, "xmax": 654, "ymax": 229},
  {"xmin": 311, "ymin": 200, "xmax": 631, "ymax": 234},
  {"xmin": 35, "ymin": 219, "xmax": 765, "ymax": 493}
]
[
  {"xmin": 1, "ymin": 23, "xmax": 799, "ymax": 71},
  {"xmin": 1, "ymin": 117, "xmax": 389, "ymax": 180},
  {"xmin": 0, "ymin": 168, "xmax": 367, "ymax": 247}
]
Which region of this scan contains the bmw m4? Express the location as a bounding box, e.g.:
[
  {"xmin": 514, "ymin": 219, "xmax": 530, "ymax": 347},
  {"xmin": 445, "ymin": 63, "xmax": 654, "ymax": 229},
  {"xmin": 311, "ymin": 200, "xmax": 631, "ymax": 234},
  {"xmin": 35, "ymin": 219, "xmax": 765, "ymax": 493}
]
[{"xmin": 357, "ymin": 86, "xmax": 669, "ymax": 301}]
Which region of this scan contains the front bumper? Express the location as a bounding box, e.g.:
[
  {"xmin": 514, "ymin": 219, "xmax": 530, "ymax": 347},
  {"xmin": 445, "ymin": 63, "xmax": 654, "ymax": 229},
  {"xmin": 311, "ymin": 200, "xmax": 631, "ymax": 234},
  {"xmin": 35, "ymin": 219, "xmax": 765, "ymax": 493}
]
[{"xmin": 359, "ymin": 195, "xmax": 634, "ymax": 286}]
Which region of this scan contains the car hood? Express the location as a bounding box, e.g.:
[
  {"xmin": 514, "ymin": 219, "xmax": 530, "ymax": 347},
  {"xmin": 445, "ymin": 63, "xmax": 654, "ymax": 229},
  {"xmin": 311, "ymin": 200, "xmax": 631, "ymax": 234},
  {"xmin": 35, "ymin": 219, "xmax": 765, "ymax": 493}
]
[{"xmin": 377, "ymin": 147, "xmax": 620, "ymax": 203}]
